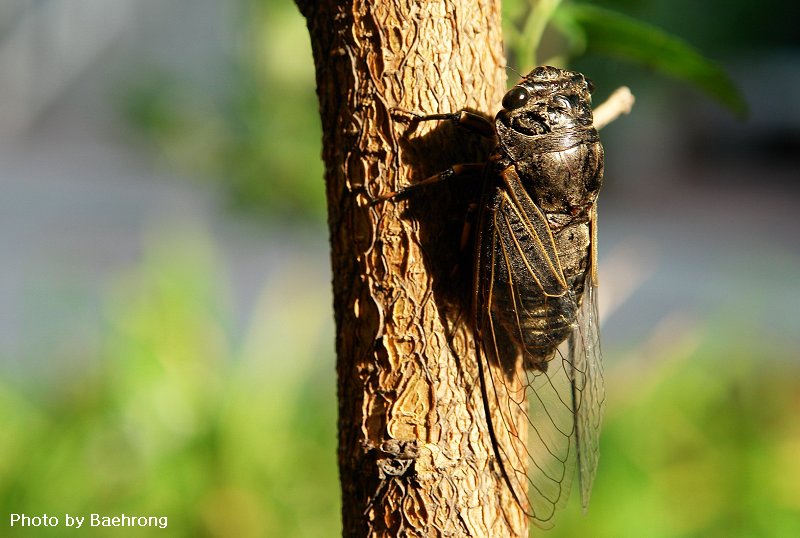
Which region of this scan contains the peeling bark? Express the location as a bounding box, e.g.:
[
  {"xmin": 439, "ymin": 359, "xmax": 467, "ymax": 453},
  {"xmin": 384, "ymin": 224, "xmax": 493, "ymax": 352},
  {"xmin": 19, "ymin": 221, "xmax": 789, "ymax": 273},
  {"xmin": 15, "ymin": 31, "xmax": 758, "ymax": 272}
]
[{"xmin": 295, "ymin": 2, "xmax": 528, "ymax": 536}]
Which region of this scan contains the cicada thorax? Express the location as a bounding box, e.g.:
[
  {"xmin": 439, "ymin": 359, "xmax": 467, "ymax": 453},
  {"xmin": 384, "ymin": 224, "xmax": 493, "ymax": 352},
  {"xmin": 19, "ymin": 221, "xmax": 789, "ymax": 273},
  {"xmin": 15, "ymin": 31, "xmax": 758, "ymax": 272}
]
[{"xmin": 484, "ymin": 66, "xmax": 603, "ymax": 372}]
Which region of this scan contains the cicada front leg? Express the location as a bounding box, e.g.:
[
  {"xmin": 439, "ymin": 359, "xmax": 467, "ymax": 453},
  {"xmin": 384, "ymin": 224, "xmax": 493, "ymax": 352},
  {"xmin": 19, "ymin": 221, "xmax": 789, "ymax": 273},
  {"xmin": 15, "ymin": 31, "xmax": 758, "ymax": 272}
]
[
  {"xmin": 391, "ymin": 108, "xmax": 496, "ymax": 139},
  {"xmin": 375, "ymin": 162, "xmax": 487, "ymax": 201},
  {"xmin": 376, "ymin": 108, "xmax": 495, "ymax": 202}
]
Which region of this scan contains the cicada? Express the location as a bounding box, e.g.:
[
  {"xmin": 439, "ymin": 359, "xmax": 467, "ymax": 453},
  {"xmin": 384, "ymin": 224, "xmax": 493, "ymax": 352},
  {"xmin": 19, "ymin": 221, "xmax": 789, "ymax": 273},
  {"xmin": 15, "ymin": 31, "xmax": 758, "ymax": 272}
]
[{"xmin": 384, "ymin": 66, "xmax": 605, "ymax": 528}]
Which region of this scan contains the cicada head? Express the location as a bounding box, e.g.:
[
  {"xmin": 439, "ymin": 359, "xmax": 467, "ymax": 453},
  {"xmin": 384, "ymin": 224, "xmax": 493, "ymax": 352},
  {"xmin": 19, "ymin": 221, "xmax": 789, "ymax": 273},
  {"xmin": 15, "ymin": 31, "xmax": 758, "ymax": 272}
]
[
  {"xmin": 496, "ymin": 66, "xmax": 595, "ymax": 135},
  {"xmin": 492, "ymin": 66, "xmax": 603, "ymax": 215}
]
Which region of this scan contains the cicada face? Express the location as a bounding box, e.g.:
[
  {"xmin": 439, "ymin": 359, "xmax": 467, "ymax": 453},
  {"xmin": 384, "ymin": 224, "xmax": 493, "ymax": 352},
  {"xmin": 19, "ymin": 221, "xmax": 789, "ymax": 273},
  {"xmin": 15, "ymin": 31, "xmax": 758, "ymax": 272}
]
[{"xmin": 496, "ymin": 65, "xmax": 595, "ymax": 135}]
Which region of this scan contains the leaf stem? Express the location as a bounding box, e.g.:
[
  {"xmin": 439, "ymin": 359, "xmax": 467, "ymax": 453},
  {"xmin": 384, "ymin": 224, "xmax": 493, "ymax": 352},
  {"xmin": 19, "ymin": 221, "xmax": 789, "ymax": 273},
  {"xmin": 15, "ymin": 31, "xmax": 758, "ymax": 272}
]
[
  {"xmin": 518, "ymin": 0, "xmax": 562, "ymax": 70},
  {"xmin": 593, "ymin": 86, "xmax": 635, "ymax": 130}
]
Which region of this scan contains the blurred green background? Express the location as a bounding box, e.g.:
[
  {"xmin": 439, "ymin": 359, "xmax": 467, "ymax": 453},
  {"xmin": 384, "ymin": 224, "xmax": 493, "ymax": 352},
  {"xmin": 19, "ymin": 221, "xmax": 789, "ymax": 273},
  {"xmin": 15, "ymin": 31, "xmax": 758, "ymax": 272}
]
[{"xmin": 0, "ymin": 0, "xmax": 799, "ymax": 536}]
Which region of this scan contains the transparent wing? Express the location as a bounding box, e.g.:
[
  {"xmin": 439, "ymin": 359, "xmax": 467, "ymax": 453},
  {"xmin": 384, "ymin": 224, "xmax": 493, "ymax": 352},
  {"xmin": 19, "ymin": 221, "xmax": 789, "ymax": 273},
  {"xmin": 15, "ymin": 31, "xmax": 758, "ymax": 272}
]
[
  {"xmin": 478, "ymin": 223, "xmax": 578, "ymax": 529},
  {"xmin": 475, "ymin": 189, "xmax": 604, "ymax": 528},
  {"xmin": 567, "ymin": 278, "xmax": 605, "ymax": 508}
]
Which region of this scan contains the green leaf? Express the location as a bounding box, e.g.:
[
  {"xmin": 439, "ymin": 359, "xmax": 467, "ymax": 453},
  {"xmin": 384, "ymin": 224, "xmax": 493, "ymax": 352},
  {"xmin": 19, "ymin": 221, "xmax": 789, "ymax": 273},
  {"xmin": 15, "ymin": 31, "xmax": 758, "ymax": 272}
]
[{"xmin": 558, "ymin": 3, "xmax": 748, "ymax": 118}]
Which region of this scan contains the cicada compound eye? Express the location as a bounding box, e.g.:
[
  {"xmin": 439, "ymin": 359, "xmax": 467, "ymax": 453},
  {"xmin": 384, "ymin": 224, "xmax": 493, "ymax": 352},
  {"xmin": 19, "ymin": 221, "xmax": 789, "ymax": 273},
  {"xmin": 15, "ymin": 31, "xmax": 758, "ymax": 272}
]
[{"xmin": 502, "ymin": 86, "xmax": 531, "ymax": 111}]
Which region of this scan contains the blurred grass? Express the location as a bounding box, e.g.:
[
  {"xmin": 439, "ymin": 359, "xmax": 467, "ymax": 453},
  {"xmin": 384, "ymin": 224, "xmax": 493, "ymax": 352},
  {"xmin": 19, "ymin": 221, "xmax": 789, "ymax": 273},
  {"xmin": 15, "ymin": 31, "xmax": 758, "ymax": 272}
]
[
  {"xmin": 0, "ymin": 229, "xmax": 338, "ymax": 537},
  {"xmin": 549, "ymin": 315, "xmax": 800, "ymax": 537},
  {"xmin": 1, "ymin": 226, "xmax": 798, "ymax": 536}
]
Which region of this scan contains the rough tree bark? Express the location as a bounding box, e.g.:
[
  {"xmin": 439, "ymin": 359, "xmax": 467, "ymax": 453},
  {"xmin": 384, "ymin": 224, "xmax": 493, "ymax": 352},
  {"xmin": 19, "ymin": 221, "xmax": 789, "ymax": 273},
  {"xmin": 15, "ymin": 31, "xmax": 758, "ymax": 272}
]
[{"xmin": 294, "ymin": 1, "xmax": 529, "ymax": 536}]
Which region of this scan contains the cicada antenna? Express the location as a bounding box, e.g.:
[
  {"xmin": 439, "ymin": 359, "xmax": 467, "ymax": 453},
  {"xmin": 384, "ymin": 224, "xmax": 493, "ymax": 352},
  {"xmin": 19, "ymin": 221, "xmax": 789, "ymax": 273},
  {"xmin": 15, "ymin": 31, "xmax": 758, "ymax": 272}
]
[{"xmin": 505, "ymin": 65, "xmax": 524, "ymax": 79}]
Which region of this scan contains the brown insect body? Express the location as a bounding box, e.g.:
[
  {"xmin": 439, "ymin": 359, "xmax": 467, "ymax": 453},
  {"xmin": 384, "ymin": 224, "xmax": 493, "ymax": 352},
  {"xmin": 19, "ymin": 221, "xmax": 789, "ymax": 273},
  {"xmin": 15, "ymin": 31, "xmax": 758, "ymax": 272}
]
[
  {"xmin": 481, "ymin": 66, "xmax": 604, "ymax": 372},
  {"xmin": 470, "ymin": 66, "xmax": 605, "ymax": 528},
  {"xmin": 384, "ymin": 65, "xmax": 605, "ymax": 529}
]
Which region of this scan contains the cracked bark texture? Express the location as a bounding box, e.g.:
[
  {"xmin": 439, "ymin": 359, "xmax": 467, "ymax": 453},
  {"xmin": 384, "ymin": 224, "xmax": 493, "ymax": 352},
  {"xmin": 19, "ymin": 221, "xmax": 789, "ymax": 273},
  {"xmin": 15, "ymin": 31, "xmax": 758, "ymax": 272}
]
[{"xmin": 295, "ymin": 1, "xmax": 528, "ymax": 536}]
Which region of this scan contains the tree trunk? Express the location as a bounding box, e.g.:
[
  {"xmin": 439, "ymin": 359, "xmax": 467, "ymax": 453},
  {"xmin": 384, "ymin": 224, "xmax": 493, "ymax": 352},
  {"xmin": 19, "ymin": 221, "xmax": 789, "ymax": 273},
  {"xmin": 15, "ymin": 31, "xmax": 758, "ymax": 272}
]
[{"xmin": 295, "ymin": 1, "xmax": 528, "ymax": 536}]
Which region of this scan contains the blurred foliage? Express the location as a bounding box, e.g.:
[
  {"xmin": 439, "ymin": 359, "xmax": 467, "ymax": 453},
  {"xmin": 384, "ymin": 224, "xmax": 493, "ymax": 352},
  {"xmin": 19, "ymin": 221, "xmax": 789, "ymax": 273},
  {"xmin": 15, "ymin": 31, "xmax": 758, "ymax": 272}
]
[
  {"xmin": 1, "ymin": 229, "xmax": 799, "ymax": 535},
  {"xmin": 555, "ymin": 4, "xmax": 747, "ymax": 117},
  {"xmin": 124, "ymin": 0, "xmax": 325, "ymax": 222},
  {"xmin": 503, "ymin": 0, "xmax": 746, "ymax": 117},
  {"xmin": 548, "ymin": 318, "xmax": 800, "ymax": 537},
  {"xmin": 0, "ymin": 230, "xmax": 338, "ymax": 537},
  {"xmin": 573, "ymin": 0, "xmax": 800, "ymax": 53}
]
